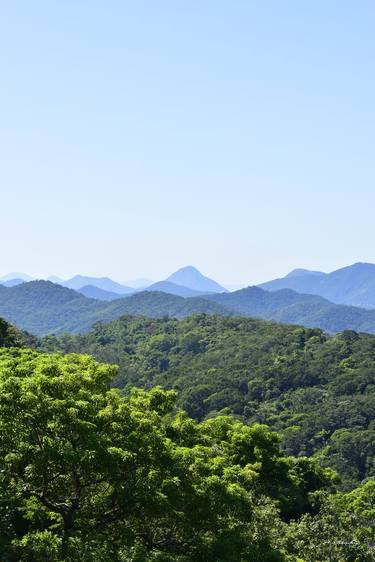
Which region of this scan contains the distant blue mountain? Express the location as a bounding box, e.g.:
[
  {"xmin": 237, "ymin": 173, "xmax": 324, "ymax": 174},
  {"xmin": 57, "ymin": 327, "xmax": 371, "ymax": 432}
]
[
  {"xmin": 259, "ymin": 262, "xmax": 375, "ymax": 309},
  {"xmin": 0, "ymin": 273, "xmax": 34, "ymax": 282},
  {"xmin": 284, "ymin": 268, "xmax": 325, "ymax": 279},
  {"xmin": 62, "ymin": 275, "xmax": 134, "ymax": 295},
  {"xmin": 0, "ymin": 281, "xmax": 231, "ymax": 335},
  {"xmin": 166, "ymin": 266, "xmax": 227, "ymax": 293},
  {"xmin": 77, "ymin": 285, "xmax": 125, "ymax": 301},
  {"xmin": 145, "ymin": 281, "xmax": 203, "ymax": 298},
  {"xmin": 0, "ymin": 279, "xmax": 26, "ymax": 287},
  {"xmin": 206, "ymin": 285, "xmax": 375, "ymax": 334}
]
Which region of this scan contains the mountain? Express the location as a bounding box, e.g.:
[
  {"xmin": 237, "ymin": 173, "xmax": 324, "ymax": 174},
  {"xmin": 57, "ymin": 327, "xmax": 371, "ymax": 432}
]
[
  {"xmin": 0, "ymin": 282, "xmax": 232, "ymax": 335},
  {"xmin": 259, "ymin": 262, "xmax": 375, "ymax": 309},
  {"xmin": 62, "ymin": 275, "xmax": 134, "ymax": 295},
  {"xmin": 0, "ymin": 281, "xmax": 104, "ymax": 335},
  {"xmin": 6, "ymin": 278, "xmax": 375, "ymax": 337},
  {"xmin": 0, "ymin": 272, "xmax": 34, "ymax": 282},
  {"xmin": 104, "ymin": 291, "xmax": 233, "ymax": 319},
  {"xmin": 144, "ymin": 281, "xmax": 203, "ymax": 297},
  {"xmin": 285, "ymin": 268, "xmax": 325, "ymax": 278},
  {"xmin": 166, "ymin": 266, "xmax": 227, "ymax": 293},
  {"xmin": 206, "ymin": 285, "xmax": 375, "ymax": 334},
  {"xmin": 1, "ymin": 278, "xmax": 26, "ymax": 287},
  {"xmin": 77, "ymin": 285, "xmax": 124, "ymax": 301}
]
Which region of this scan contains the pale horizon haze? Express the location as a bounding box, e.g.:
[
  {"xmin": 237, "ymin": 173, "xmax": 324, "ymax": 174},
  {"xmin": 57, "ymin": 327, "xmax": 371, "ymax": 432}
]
[{"xmin": 1, "ymin": 1, "xmax": 374, "ymax": 285}]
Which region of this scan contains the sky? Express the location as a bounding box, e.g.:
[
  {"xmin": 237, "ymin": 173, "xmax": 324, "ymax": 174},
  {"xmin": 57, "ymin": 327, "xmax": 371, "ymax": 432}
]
[{"xmin": 1, "ymin": 1, "xmax": 374, "ymax": 285}]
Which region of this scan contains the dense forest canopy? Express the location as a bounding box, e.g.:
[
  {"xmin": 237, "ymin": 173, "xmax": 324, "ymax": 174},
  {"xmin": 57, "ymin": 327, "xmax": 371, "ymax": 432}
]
[
  {"xmin": 0, "ymin": 314, "xmax": 374, "ymax": 559},
  {"xmin": 0, "ymin": 343, "xmax": 374, "ymax": 561},
  {"xmin": 41, "ymin": 314, "xmax": 375, "ymax": 490}
]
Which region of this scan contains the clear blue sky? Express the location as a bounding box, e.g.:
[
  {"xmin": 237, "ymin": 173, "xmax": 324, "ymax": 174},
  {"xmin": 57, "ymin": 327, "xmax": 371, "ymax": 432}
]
[{"xmin": 1, "ymin": 1, "xmax": 374, "ymax": 285}]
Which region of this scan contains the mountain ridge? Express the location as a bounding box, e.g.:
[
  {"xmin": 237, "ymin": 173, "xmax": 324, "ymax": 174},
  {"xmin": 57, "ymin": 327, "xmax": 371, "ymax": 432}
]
[
  {"xmin": 144, "ymin": 280, "xmax": 204, "ymax": 297},
  {"xmin": 259, "ymin": 262, "xmax": 375, "ymax": 308},
  {"xmin": 62, "ymin": 275, "xmax": 134, "ymax": 295},
  {"xmin": 0, "ymin": 281, "xmax": 232, "ymax": 335}
]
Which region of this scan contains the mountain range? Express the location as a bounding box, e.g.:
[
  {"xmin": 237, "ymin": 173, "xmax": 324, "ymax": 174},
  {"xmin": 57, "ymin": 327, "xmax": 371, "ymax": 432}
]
[
  {"xmin": 1, "ymin": 266, "xmax": 227, "ymax": 299},
  {"xmin": 0, "ymin": 281, "xmax": 232, "ymax": 335},
  {"xmin": 6, "ymin": 262, "xmax": 375, "ymax": 308},
  {"xmin": 4, "ymin": 262, "xmax": 375, "ymax": 336},
  {"xmin": 2, "ymin": 276, "xmax": 375, "ymax": 336},
  {"xmin": 259, "ymin": 262, "xmax": 375, "ymax": 309}
]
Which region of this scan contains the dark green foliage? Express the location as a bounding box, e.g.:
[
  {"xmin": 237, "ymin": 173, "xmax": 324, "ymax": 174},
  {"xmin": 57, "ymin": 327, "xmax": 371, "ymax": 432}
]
[
  {"xmin": 0, "ymin": 321, "xmax": 374, "ymax": 560},
  {"xmin": 41, "ymin": 315, "xmax": 375, "ymax": 489},
  {"xmin": 0, "ymin": 347, "xmax": 335, "ymax": 561},
  {"xmin": 0, "ymin": 317, "xmax": 31, "ymax": 348}
]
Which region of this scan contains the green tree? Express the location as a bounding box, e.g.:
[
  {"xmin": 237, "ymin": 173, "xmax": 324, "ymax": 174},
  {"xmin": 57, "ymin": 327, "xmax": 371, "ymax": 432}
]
[{"xmin": 0, "ymin": 348, "xmax": 297, "ymax": 561}]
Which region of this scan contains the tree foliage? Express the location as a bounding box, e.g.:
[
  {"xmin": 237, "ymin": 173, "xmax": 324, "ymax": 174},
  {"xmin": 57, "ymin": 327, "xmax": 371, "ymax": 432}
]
[
  {"xmin": 0, "ymin": 318, "xmax": 373, "ymax": 560},
  {"xmin": 0, "ymin": 347, "xmax": 329, "ymax": 561},
  {"xmin": 41, "ymin": 315, "xmax": 375, "ymax": 489}
]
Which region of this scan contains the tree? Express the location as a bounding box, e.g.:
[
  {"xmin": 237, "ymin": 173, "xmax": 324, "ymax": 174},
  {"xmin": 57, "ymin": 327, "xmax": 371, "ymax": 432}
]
[{"xmin": 0, "ymin": 347, "xmax": 296, "ymax": 561}]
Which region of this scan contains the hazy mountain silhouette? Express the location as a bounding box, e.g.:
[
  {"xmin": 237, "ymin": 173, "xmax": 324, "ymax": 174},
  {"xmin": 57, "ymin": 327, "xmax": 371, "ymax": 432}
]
[
  {"xmin": 166, "ymin": 266, "xmax": 227, "ymax": 293},
  {"xmin": 145, "ymin": 281, "xmax": 203, "ymax": 297},
  {"xmin": 77, "ymin": 285, "xmax": 125, "ymax": 301},
  {"xmin": 284, "ymin": 268, "xmax": 325, "ymax": 278},
  {"xmin": 0, "ymin": 281, "xmax": 231, "ymax": 335},
  {"xmin": 206, "ymin": 285, "xmax": 375, "ymax": 334},
  {"xmin": 259, "ymin": 262, "xmax": 375, "ymax": 309},
  {"xmin": 0, "ymin": 272, "xmax": 34, "ymax": 282},
  {"xmin": 0, "ymin": 279, "xmax": 26, "ymax": 287},
  {"xmin": 62, "ymin": 275, "xmax": 134, "ymax": 295}
]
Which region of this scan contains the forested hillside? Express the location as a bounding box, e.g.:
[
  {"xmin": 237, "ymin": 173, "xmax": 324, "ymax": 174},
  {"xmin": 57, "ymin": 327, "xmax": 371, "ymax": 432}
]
[
  {"xmin": 0, "ymin": 317, "xmax": 28, "ymax": 347},
  {"xmin": 42, "ymin": 314, "xmax": 375, "ymax": 490},
  {"xmin": 207, "ymin": 286, "xmax": 375, "ymax": 334},
  {"xmin": 0, "ymin": 282, "xmax": 232, "ymax": 335},
  {"xmin": 6, "ymin": 279, "xmax": 375, "ymax": 337},
  {"xmin": 0, "ymin": 320, "xmax": 373, "ymax": 560}
]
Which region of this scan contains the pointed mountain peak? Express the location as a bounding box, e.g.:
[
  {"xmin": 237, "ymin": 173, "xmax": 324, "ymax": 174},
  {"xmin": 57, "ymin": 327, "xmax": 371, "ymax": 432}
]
[{"xmin": 166, "ymin": 266, "xmax": 227, "ymax": 293}]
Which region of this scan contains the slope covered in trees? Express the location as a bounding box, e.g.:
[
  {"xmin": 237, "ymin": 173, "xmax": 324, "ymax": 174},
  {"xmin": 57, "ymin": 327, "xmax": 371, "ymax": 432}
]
[
  {"xmin": 0, "ymin": 282, "xmax": 232, "ymax": 335},
  {"xmin": 0, "ymin": 343, "xmax": 373, "ymax": 561},
  {"xmin": 6, "ymin": 279, "xmax": 375, "ymax": 337},
  {"xmin": 0, "ymin": 317, "xmax": 28, "ymax": 347},
  {"xmin": 77, "ymin": 285, "xmax": 122, "ymax": 301},
  {"xmin": 207, "ymin": 286, "xmax": 375, "ymax": 334},
  {"xmin": 41, "ymin": 315, "xmax": 375, "ymax": 490}
]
